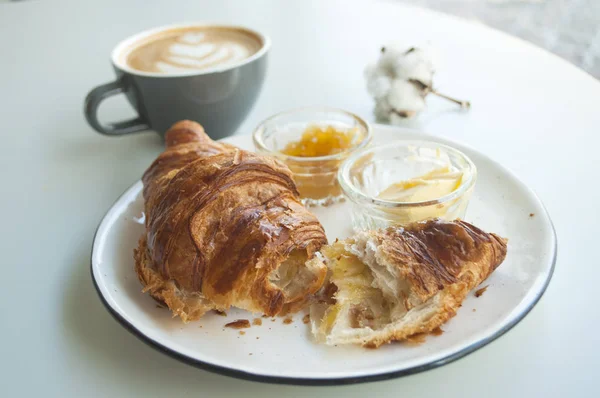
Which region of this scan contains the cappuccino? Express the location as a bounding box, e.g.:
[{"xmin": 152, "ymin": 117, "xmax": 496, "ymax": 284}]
[{"xmin": 122, "ymin": 26, "xmax": 263, "ymax": 74}]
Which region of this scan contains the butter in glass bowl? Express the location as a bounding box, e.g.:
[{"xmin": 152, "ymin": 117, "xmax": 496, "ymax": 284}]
[
  {"xmin": 253, "ymin": 107, "xmax": 372, "ymax": 206},
  {"xmin": 338, "ymin": 141, "xmax": 476, "ymax": 230}
]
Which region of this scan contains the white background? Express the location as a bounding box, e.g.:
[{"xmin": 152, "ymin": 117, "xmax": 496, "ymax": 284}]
[{"xmin": 0, "ymin": 0, "xmax": 598, "ymax": 396}]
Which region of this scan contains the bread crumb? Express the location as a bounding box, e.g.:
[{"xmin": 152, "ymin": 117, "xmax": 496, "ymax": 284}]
[
  {"xmin": 249, "ymin": 353, "xmax": 253, "ymax": 356},
  {"xmin": 283, "ymin": 317, "xmax": 293, "ymax": 325},
  {"xmin": 256, "ymin": 337, "xmax": 259, "ymax": 340},
  {"xmin": 474, "ymin": 285, "xmax": 489, "ymax": 298},
  {"xmin": 239, "ymin": 331, "xmax": 245, "ymax": 335},
  {"xmin": 271, "ymin": 318, "xmax": 276, "ymax": 322},
  {"xmin": 472, "ymin": 308, "xmax": 476, "ymax": 312},
  {"xmin": 302, "ymin": 314, "xmax": 310, "ymax": 324},
  {"xmin": 225, "ymin": 319, "xmax": 251, "ymax": 329},
  {"xmin": 214, "ymin": 310, "xmax": 227, "ymax": 316},
  {"xmin": 430, "ymin": 327, "xmax": 444, "ymax": 336},
  {"xmin": 405, "ymin": 333, "xmax": 427, "ymax": 345},
  {"xmin": 529, "ymin": 213, "xmax": 535, "ymax": 217},
  {"xmin": 199, "ymin": 325, "xmax": 203, "ymax": 328},
  {"xmin": 253, "ymin": 318, "xmax": 262, "ymax": 326}
]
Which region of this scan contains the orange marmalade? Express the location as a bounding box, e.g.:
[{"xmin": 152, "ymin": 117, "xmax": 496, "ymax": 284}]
[
  {"xmin": 282, "ymin": 125, "xmax": 356, "ymax": 157},
  {"xmin": 280, "ymin": 125, "xmax": 358, "ymax": 204}
]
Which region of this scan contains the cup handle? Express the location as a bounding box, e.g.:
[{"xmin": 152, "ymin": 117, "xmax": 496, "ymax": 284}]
[{"xmin": 84, "ymin": 78, "xmax": 150, "ymax": 135}]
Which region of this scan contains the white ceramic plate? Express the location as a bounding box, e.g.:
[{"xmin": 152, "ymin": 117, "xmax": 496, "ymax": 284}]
[{"xmin": 91, "ymin": 125, "xmax": 556, "ymax": 385}]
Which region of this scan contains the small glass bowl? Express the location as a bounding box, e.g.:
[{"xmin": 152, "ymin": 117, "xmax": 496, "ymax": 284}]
[
  {"xmin": 338, "ymin": 140, "xmax": 477, "ymax": 230},
  {"xmin": 253, "ymin": 106, "xmax": 372, "ymax": 206}
]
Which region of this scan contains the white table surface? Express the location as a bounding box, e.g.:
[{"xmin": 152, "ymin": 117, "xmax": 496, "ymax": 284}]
[{"xmin": 1, "ymin": 0, "xmax": 598, "ymax": 396}]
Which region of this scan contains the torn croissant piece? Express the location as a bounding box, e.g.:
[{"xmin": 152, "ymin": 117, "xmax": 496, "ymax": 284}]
[
  {"xmin": 309, "ymin": 219, "xmax": 507, "ymax": 348},
  {"xmin": 134, "ymin": 120, "xmax": 328, "ymax": 322}
]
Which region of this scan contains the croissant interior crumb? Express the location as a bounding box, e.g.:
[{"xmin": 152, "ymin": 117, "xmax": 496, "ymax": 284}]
[
  {"xmin": 309, "ymin": 233, "xmax": 456, "ymax": 346},
  {"xmin": 269, "ymin": 249, "xmax": 316, "ymax": 303},
  {"xmin": 312, "ymin": 244, "xmax": 411, "ymax": 338}
]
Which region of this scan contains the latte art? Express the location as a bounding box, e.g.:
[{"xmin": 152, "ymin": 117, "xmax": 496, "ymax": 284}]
[{"xmin": 125, "ymin": 27, "xmax": 262, "ymax": 74}]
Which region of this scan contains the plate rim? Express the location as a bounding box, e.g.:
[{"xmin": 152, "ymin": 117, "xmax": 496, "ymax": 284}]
[{"xmin": 90, "ymin": 126, "xmax": 557, "ymax": 386}]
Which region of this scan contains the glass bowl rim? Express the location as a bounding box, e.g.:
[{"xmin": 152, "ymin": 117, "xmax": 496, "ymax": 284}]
[
  {"xmin": 252, "ymin": 106, "xmax": 373, "ymax": 163},
  {"xmin": 338, "ymin": 140, "xmax": 477, "ymax": 208}
]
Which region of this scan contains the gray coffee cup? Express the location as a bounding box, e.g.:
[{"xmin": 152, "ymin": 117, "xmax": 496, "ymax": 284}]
[{"xmin": 84, "ymin": 24, "xmax": 270, "ymax": 139}]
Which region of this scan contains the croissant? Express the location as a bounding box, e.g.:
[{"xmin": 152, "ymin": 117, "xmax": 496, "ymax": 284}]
[
  {"xmin": 134, "ymin": 121, "xmax": 328, "ymax": 321},
  {"xmin": 309, "ymin": 219, "xmax": 507, "ymax": 347}
]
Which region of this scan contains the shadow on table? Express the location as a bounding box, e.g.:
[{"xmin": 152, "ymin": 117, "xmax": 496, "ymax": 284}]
[
  {"xmin": 373, "ymin": 103, "xmax": 471, "ymax": 132},
  {"xmin": 61, "ymin": 247, "xmax": 226, "ymax": 389},
  {"xmin": 60, "ymin": 247, "xmax": 316, "ymax": 395}
]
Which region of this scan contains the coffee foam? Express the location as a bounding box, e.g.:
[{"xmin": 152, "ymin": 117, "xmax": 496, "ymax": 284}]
[{"xmin": 122, "ymin": 27, "xmax": 263, "ymax": 74}]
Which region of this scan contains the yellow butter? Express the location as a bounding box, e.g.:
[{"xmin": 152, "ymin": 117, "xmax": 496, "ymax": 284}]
[
  {"xmin": 376, "ymin": 165, "xmax": 465, "ymax": 224},
  {"xmin": 377, "ymin": 166, "xmax": 463, "ymax": 203}
]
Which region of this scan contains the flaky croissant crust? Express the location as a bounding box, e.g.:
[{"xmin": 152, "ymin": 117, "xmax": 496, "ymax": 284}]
[
  {"xmin": 311, "ymin": 219, "xmax": 508, "ymax": 347},
  {"xmin": 378, "ymin": 219, "xmax": 508, "ymax": 301},
  {"xmin": 134, "ymin": 121, "xmax": 327, "ymax": 321}
]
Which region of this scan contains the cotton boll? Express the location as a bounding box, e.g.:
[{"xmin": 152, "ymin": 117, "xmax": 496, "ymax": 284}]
[
  {"xmin": 387, "ymin": 79, "xmax": 426, "ymax": 113},
  {"xmin": 373, "ymin": 98, "xmax": 393, "ymax": 122},
  {"xmin": 376, "ymin": 43, "xmax": 435, "ymax": 83},
  {"xmin": 364, "ymin": 63, "xmax": 388, "ymax": 98},
  {"xmin": 389, "ymin": 109, "xmax": 415, "ymax": 125},
  {"xmin": 375, "ymin": 44, "xmax": 408, "ymax": 76},
  {"xmin": 391, "ymin": 47, "xmax": 434, "ymax": 85},
  {"xmin": 366, "ymin": 73, "xmax": 392, "ymax": 99},
  {"xmin": 365, "ymin": 42, "xmax": 467, "ymax": 122},
  {"xmin": 365, "ymin": 44, "xmax": 433, "ymax": 119}
]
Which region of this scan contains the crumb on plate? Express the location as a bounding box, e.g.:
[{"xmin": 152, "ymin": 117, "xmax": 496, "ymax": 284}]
[
  {"xmin": 225, "ymin": 319, "xmax": 251, "ymax": 329},
  {"xmin": 475, "ymin": 285, "xmax": 489, "ymax": 298}
]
